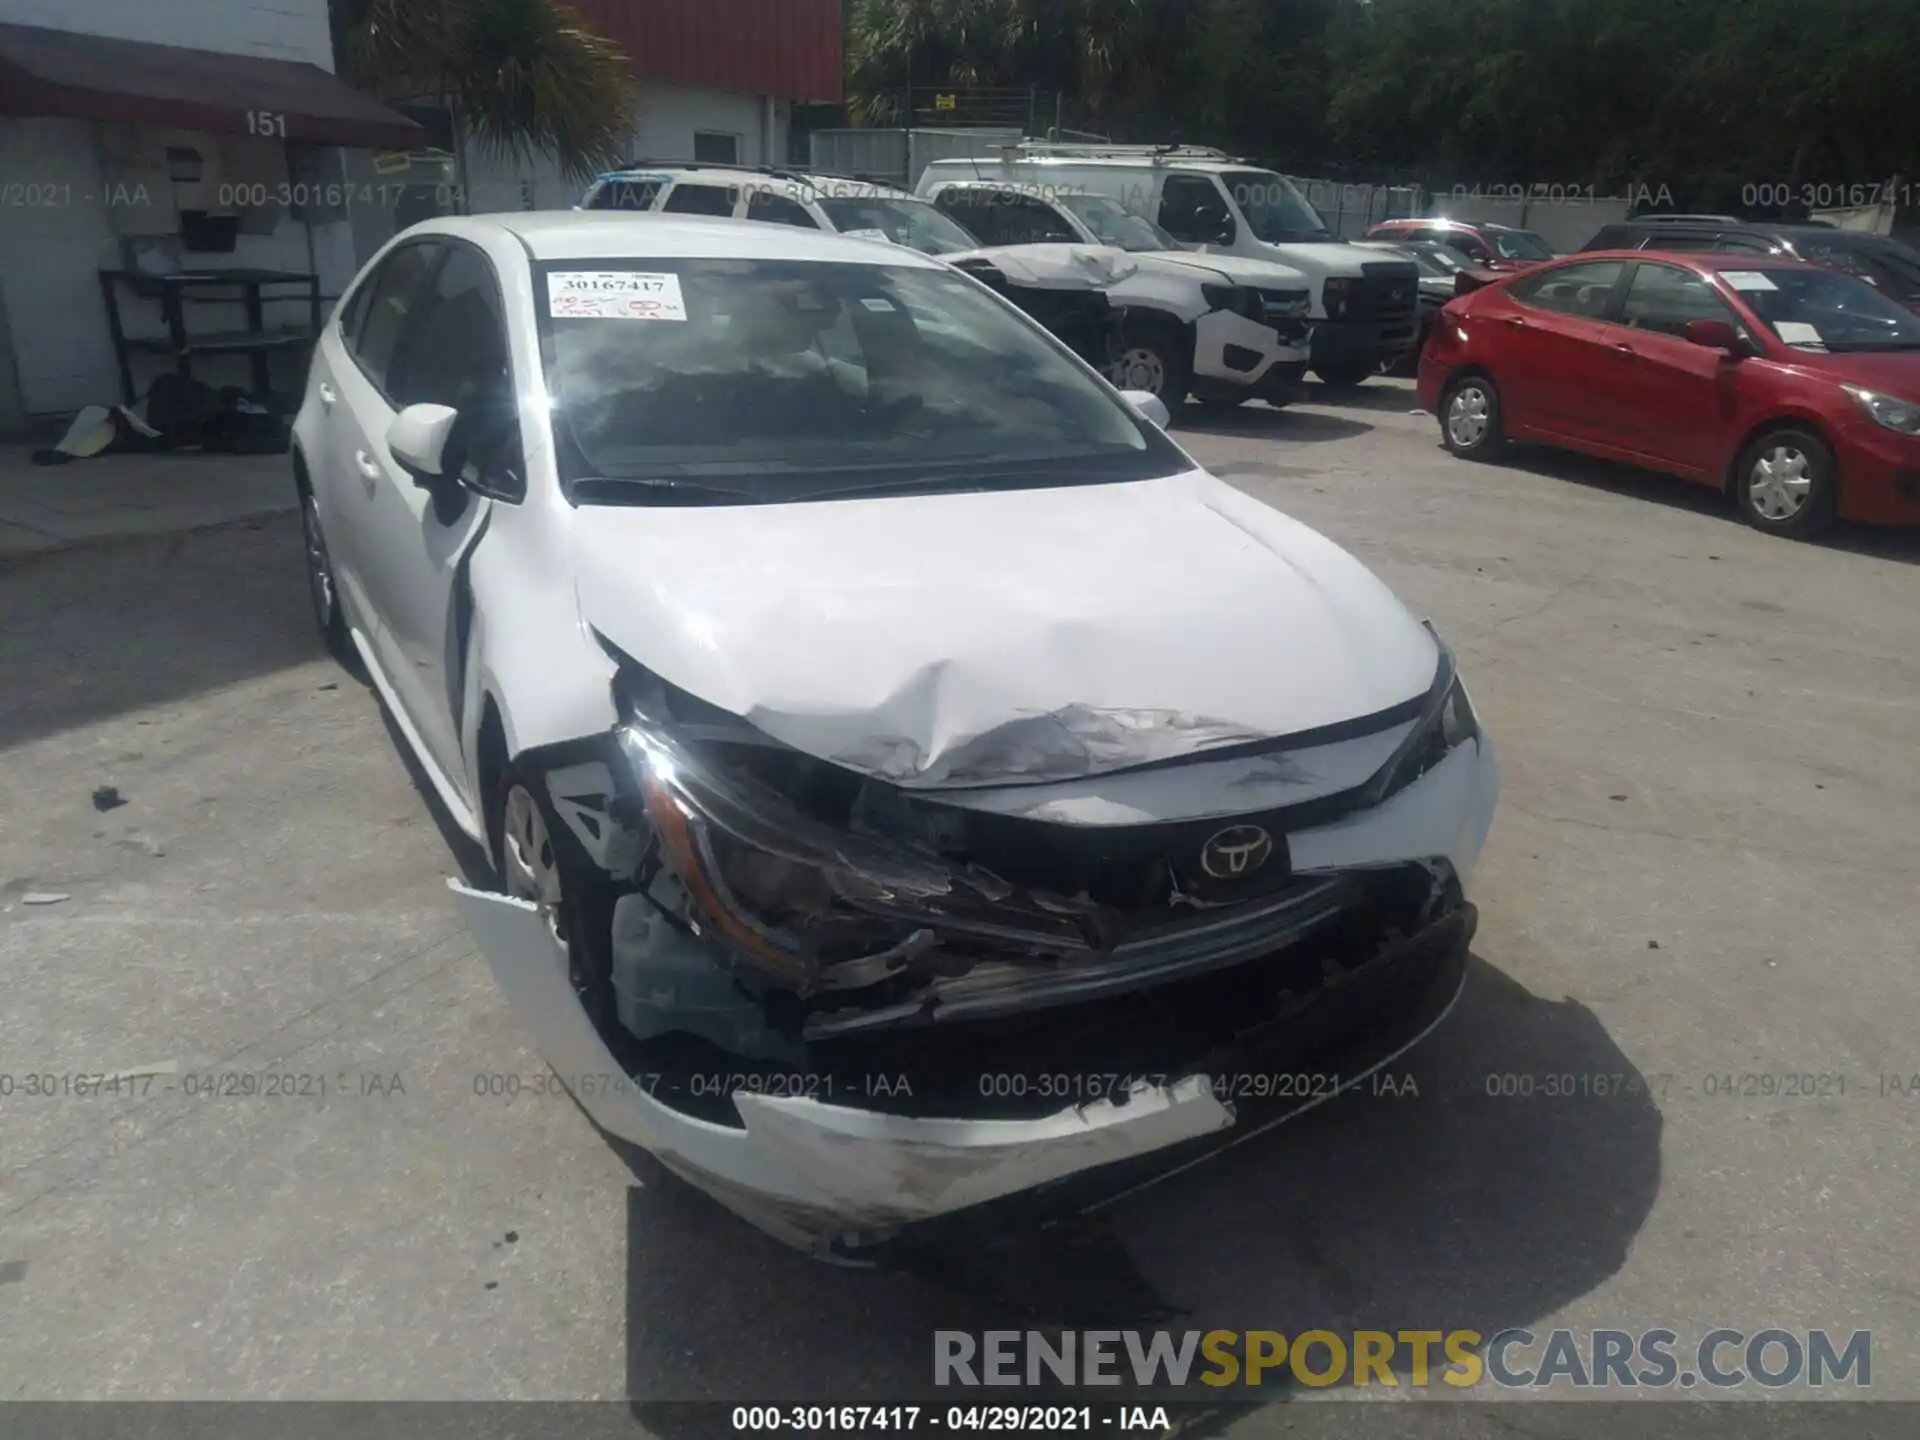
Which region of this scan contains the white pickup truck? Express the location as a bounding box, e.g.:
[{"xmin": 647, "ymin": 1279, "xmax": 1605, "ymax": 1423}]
[
  {"xmin": 919, "ymin": 146, "xmax": 1422, "ymax": 387},
  {"xmin": 579, "ymin": 163, "xmax": 1313, "ymax": 410}
]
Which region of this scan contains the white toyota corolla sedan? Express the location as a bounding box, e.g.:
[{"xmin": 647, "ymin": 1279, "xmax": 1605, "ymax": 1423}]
[{"xmin": 294, "ymin": 212, "xmax": 1498, "ymax": 1255}]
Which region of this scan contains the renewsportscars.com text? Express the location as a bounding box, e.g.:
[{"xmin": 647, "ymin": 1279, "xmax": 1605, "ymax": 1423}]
[{"xmin": 933, "ymin": 1328, "xmax": 1871, "ymax": 1390}]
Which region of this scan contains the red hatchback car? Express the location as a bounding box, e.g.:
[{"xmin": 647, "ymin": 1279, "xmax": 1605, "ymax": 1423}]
[
  {"xmin": 1363, "ymin": 218, "xmax": 1556, "ymax": 272},
  {"xmin": 1418, "ymin": 250, "xmax": 1920, "ymax": 536}
]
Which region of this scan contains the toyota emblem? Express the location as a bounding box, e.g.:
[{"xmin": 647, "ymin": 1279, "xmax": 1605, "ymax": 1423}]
[
  {"xmin": 1390, "ymin": 285, "xmax": 1407, "ymax": 301},
  {"xmin": 1199, "ymin": 824, "xmax": 1274, "ymax": 879}
]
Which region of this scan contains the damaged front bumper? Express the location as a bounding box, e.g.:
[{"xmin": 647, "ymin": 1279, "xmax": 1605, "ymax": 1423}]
[
  {"xmin": 452, "ymin": 877, "xmax": 1474, "ymax": 1253},
  {"xmin": 452, "ymin": 636, "xmax": 1497, "ymax": 1251}
]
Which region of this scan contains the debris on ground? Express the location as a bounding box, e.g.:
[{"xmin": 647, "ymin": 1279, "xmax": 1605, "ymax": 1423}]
[
  {"xmin": 22, "ymin": 892, "xmax": 72, "ymax": 906},
  {"xmin": 92, "ymin": 786, "xmax": 127, "ymax": 812}
]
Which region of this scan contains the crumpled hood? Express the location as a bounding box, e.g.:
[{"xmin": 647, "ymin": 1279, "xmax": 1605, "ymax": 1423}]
[
  {"xmin": 1140, "ymin": 250, "xmax": 1309, "ymax": 290},
  {"xmin": 572, "ymin": 470, "xmax": 1440, "ymax": 789},
  {"xmin": 945, "ymin": 243, "xmax": 1140, "ymax": 290}
]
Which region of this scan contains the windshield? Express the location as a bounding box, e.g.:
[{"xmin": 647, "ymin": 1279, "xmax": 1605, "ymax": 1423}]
[
  {"xmin": 538, "ymin": 258, "xmax": 1181, "ymax": 503},
  {"xmin": 817, "ymin": 197, "xmax": 981, "ymax": 256},
  {"xmin": 1491, "ymin": 229, "xmax": 1556, "ymax": 261},
  {"xmin": 1055, "ymin": 194, "xmax": 1178, "ymax": 252},
  {"xmin": 1411, "ymin": 243, "xmax": 1472, "ymax": 277},
  {"xmin": 1220, "ymin": 169, "xmax": 1333, "ymax": 244},
  {"xmin": 1720, "ymin": 266, "xmax": 1920, "ymax": 352},
  {"xmin": 1793, "ymin": 236, "xmax": 1920, "ymax": 301}
]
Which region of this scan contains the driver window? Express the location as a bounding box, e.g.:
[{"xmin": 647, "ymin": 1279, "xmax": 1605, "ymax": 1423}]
[
  {"xmin": 1618, "ymin": 263, "xmax": 1738, "ymax": 338},
  {"xmin": 1001, "ymin": 197, "xmax": 1078, "ymax": 245},
  {"xmin": 386, "ymin": 245, "xmax": 524, "ymax": 500},
  {"xmin": 1158, "ymin": 176, "xmax": 1230, "ymax": 243}
]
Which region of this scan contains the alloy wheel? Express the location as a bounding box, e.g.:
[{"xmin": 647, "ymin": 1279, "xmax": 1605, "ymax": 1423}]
[
  {"xmin": 1748, "ymin": 444, "xmax": 1812, "ymax": 521},
  {"xmin": 501, "ymin": 783, "xmax": 569, "ymax": 967},
  {"xmin": 302, "ymin": 494, "xmax": 336, "ymax": 630}
]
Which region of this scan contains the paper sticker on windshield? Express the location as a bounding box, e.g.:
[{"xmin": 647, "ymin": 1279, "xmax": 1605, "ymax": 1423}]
[
  {"xmin": 859, "ymin": 297, "xmax": 896, "ymax": 312},
  {"xmin": 844, "ymin": 228, "xmax": 893, "ymax": 243},
  {"xmin": 547, "ymin": 270, "xmax": 687, "ymax": 320},
  {"xmin": 1720, "ymin": 271, "xmax": 1778, "ymax": 292},
  {"xmin": 1774, "ymin": 321, "xmax": 1824, "ymax": 346}
]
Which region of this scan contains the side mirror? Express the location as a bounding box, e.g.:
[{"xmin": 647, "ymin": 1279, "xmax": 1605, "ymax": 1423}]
[
  {"xmin": 1121, "ymin": 389, "xmax": 1171, "ymax": 429},
  {"xmin": 1683, "ymin": 317, "xmax": 1744, "ymax": 355},
  {"xmin": 386, "ymin": 403, "xmax": 459, "ymax": 485}
]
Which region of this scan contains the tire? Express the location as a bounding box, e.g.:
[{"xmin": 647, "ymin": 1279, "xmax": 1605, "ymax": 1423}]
[
  {"xmin": 1439, "ymin": 373, "xmax": 1505, "ymax": 459},
  {"xmin": 488, "ymin": 761, "xmax": 618, "ymax": 1031},
  {"xmin": 299, "ymin": 488, "xmax": 352, "ymax": 660},
  {"xmin": 1313, "ymin": 358, "xmax": 1375, "ymax": 389},
  {"xmin": 1107, "ymin": 317, "xmax": 1190, "ymax": 408},
  {"xmin": 1733, "ymin": 427, "xmax": 1837, "ymax": 538}
]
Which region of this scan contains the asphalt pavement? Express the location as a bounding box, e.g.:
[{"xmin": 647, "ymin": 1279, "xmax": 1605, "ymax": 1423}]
[{"xmin": 2, "ymin": 379, "xmax": 1917, "ymax": 1424}]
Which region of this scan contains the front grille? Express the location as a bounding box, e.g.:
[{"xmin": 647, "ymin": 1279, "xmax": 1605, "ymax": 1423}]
[
  {"xmin": 1255, "ymin": 286, "xmax": 1310, "ymax": 323},
  {"xmin": 1354, "ymin": 262, "xmax": 1421, "ymax": 323},
  {"xmin": 927, "ymin": 801, "xmax": 1316, "ymax": 913}
]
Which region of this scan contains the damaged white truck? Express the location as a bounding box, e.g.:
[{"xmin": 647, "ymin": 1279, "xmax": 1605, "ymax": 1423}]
[{"xmin": 293, "ymin": 212, "xmax": 1499, "ymax": 1255}]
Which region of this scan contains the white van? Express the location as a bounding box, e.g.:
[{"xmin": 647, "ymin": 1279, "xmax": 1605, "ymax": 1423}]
[
  {"xmin": 580, "ymin": 164, "xmax": 1313, "ymax": 409},
  {"xmin": 917, "ymin": 144, "xmax": 1422, "ymax": 387}
]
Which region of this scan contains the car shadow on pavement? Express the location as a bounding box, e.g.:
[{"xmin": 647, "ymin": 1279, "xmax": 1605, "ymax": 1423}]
[
  {"xmin": 1178, "ymin": 408, "xmax": 1373, "ymax": 444},
  {"xmin": 1504, "ymin": 445, "xmax": 1920, "ymax": 564},
  {"xmin": 1300, "ymin": 381, "xmax": 1424, "ymax": 413},
  {"xmin": 617, "ymin": 953, "xmax": 1661, "ymax": 1432}
]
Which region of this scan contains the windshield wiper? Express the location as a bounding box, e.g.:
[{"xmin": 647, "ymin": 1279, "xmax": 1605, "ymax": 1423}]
[{"xmin": 570, "ymin": 475, "xmax": 765, "ymax": 505}]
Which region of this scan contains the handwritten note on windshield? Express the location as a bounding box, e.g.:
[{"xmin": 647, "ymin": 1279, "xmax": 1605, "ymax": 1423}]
[{"xmin": 547, "ymin": 271, "xmax": 688, "ymax": 320}]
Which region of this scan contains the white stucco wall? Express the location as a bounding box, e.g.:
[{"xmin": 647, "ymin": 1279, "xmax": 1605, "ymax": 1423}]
[
  {"xmin": 0, "ymin": 0, "xmax": 347, "ymax": 419},
  {"xmin": 460, "ymin": 82, "xmax": 793, "ymax": 216},
  {"xmin": 0, "ymin": 0, "xmax": 334, "ymax": 68}
]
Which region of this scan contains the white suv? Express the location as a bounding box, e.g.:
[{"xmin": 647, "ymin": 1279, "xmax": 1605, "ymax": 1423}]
[{"xmin": 580, "ymin": 164, "xmax": 1312, "ymax": 410}]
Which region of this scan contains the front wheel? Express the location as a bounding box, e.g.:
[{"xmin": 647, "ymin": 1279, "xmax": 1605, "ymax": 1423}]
[
  {"xmin": 1440, "ymin": 374, "xmax": 1505, "ymax": 459},
  {"xmin": 489, "ymin": 765, "xmax": 618, "ymax": 1031},
  {"xmin": 1107, "ymin": 321, "xmax": 1190, "ymax": 408},
  {"xmin": 300, "ymin": 490, "xmax": 351, "ymax": 660},
  {"xmin": 1313, "ymin": 358, "xmax": 1375, "ymax": 389},
  {"xmin": 1734, "ymin": 428, "xmax": 1837, "ymax": 538}
]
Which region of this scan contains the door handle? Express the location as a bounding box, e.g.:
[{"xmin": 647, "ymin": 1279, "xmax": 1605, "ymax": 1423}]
[
  {"xmin": 1504, "ymin": 316, "xmax": 1528, "ymax": 328},
  {"xmin": 1609, "ymin": 342, "xmax": 1636, "ymax": 356},
  {"xmin": 354, "ymin": 449, "xmax": 382, "ymax": 480},
  {"xmin": 317, "ymin": 381, "xmax": 337, "ymax": 406}
]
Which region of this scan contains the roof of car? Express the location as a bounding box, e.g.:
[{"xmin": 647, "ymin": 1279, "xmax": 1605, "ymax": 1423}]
[
  {"xmin": 591, "ymin": 164, "xmax": 916, "ymax": 200},
  {"xmin": 1372, "ymin": 217, "xmax": 1532, "ymax": 233},
  {"xmin": 408, "ymin": 211, "xmax": 945, "ymax": 266},
  {"xmin": 1555, "ymin": 247, "xmax": 1824, "ymax": 271}
]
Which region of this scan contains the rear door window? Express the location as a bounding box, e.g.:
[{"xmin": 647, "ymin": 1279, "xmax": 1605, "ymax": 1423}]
[
  {"xmin": 744, "ymin": 191, "xmax": 820, "ymax": 228},
  {"xmin": 586, "ymin": 179, "xmax": 664, "ymax": 211},
  {"xmin": 1511, "ymin": 260, "xmax": 1626, "ymax": 319},
  {"xmin": 661, "ymin": 183, "xmax": 738, "ymax": 217}
]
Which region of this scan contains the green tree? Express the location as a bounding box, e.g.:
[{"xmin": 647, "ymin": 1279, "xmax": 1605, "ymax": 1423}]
[{"xmin": 341, "ymin": 0, "xmax": 637, "ymax": 183}]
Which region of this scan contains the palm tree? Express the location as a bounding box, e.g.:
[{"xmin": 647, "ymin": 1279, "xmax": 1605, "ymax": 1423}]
[{"xmin": 340, "ymin": 0, "xmax": 637, "ymax": 186}]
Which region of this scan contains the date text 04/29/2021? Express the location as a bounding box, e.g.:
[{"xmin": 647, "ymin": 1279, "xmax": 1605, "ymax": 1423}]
[{"xmin": 729, "ymin": 1407, "xmax": 1167, "ymax": 1432}]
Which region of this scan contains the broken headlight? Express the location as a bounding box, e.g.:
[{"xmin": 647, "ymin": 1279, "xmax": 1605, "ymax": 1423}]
[
  {"xmin": 1361, "ymin": 635, "xmax": 1481, "ymax": 808},
  {"xmin": 614, "ymin": 696, "xmax": 1099, "ymax": 995}
]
